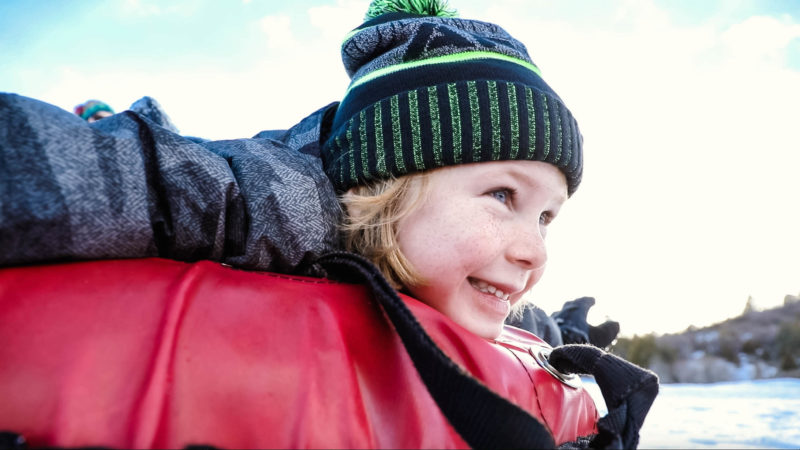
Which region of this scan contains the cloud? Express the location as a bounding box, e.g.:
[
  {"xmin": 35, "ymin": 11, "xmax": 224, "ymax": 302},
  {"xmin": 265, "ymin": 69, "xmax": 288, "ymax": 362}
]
[
  {"xmin": 720, "ymin": 15, "xmax": 800, "ymax": 66},
  {"xmin": 121, "ymin": 0, "xmax": 194, "ymax": 17},
  {"xmin": 259, "ymin": 14, "xmax": 297, "ymax": 49},
  {"xmin": 122, "ymin": 0, "xmax": 160, "ymax": 16},
  {"xmin": 308, "ymin": 0, "xmax": 368, "ymax": 38}
]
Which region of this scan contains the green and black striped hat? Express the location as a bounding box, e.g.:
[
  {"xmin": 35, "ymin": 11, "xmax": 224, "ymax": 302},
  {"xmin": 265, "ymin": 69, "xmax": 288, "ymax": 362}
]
[{"xmin": 322, "ymin": 0, "xmax": 583, "ymax": 195}]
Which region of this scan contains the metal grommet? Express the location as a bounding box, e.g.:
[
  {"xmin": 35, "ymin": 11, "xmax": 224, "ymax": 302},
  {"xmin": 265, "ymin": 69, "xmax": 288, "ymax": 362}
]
[{"xmin": 530, "ymin": 347, "xmax": 583, "ymax": 389}]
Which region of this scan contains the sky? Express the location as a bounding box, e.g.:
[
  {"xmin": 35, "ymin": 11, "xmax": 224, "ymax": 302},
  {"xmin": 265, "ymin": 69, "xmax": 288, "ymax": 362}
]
[{"xmin": 1, "ymin": 0, "xmax": 799, "ymax": 336}]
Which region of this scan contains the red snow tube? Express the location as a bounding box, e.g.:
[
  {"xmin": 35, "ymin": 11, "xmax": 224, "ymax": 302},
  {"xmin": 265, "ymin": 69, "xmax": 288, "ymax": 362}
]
[{"xmin": 0, "ymin": 258, "xmax": 597, "ymax": 448}]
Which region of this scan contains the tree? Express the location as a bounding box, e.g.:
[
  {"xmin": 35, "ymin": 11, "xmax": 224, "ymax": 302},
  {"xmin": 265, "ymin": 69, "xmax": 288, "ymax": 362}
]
[{"xmin": 742, "ymin": 296, "xmax": 755, "ymax": 315}]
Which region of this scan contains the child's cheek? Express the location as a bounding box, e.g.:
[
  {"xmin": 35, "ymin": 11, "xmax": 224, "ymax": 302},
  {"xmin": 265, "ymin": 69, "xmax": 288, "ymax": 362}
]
[{"xmin": 454, "ymin": 214, "xmax": 503, "ymax": 261}]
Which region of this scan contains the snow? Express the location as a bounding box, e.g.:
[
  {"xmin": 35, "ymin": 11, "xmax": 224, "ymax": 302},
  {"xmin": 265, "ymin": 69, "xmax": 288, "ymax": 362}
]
[{"xmin": 583, "ymin": 378, "xmax": 800, "ymax": 449}]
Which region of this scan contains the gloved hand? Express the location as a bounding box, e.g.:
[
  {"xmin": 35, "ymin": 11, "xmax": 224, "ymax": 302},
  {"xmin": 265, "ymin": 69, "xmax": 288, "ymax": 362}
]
[{"xmin": 549, "ymin": 344, "xmax": 659, "ymax": 449}]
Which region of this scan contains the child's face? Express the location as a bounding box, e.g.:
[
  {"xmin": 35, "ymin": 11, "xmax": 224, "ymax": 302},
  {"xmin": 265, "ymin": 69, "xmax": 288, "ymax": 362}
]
[
  {"xmin": 88, "ymin": 110, "xmax": 112, "ymax": 122},
  {"xmin": 396, "ymin": 160, "xmax": 568, "ymax": 339}
]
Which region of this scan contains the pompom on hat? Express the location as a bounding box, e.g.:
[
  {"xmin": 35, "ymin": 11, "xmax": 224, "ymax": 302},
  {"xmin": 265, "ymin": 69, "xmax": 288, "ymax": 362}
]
[
  {"xmin": 74, "ymin": 100, "xmax": 114, "ymax": 121},
  {"xmin": 322, "ymin": 0, "xmax": 583, "ymax": 196}
]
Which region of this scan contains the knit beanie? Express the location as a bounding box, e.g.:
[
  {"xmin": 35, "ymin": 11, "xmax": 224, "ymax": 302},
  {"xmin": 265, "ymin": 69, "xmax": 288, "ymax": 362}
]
[
  {"xmin": 74, "ymin": 100, "xmax": 114, "ymax": 121},
  {"xmin": 322, "ymin": 0, "xmax": 583, "ymax": 195}
]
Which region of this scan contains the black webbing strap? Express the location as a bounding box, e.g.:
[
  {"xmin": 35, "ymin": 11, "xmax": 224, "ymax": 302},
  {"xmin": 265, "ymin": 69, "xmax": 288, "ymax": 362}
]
[
  {"xmin": 549, "ymin": 345, "xmax": 659, "ymax": 449},
  {"xmin": 318, "ymin": 252, "xmax": 557, "ymax": 449}
]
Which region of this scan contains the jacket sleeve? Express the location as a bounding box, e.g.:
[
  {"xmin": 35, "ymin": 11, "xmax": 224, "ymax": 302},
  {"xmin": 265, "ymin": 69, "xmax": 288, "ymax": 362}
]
[{"xmin": 0, "ymin": 93, "xmax": 342, "ymax": 274}]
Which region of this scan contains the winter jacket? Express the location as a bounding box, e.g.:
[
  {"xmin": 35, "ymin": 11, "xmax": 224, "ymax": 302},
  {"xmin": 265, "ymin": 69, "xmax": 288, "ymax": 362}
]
[{"xmin": 0, "ymin": 93, "xmax": 341, "ymax": 274}]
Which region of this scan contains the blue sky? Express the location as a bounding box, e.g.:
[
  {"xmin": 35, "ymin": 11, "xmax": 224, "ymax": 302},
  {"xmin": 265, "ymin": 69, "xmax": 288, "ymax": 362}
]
[
  {"xmin": 4, "ymin": 1, "xmax": 798, "ymax": 73},
  {"xmin": 2, "ymin": 0, "xmax": 799, "ymax": 336}
]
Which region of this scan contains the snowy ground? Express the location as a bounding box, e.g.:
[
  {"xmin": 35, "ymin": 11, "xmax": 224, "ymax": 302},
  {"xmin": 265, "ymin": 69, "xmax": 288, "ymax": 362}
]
[{"xmin": 583, "ymin": 378, "xmax": 800, "ymax": 449}]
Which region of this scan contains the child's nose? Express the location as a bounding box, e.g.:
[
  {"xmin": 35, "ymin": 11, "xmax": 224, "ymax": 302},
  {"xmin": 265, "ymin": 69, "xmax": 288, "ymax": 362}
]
[{"xmin": 506, "ymin": 224, "xmax": 547, "ymax": 271}]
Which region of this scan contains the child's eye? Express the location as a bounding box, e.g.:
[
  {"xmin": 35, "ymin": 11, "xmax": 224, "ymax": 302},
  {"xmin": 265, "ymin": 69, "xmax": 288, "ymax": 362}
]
[{"xmin": 488, "ymin": 188, "xmax": 515, "ymax": 205}]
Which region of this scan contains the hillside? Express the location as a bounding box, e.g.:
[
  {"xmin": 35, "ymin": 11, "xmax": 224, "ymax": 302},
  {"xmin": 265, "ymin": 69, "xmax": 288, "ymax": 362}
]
[{"xmin": 609, "ymin": 295, "xmax": 800, "ymax": 383}]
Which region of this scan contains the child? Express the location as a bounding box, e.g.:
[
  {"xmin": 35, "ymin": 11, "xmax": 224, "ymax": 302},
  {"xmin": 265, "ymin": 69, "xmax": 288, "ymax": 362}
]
[
  {"xmin": 326, "ymin": 0, "xmax": 581, "ymax": 341},
  {"xmin": 321, "ymin": 4, "xmax": 656, "ymax": 447},
  {"xmin": 73, "ymin": 99, "xmax": 114, "ymax": 122}
]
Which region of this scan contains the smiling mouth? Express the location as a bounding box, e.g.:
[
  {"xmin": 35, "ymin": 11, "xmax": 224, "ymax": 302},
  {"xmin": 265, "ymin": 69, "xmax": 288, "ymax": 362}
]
[{"xmin": 469, "ymin": 278, "xmax": 510, "ymax": 301}]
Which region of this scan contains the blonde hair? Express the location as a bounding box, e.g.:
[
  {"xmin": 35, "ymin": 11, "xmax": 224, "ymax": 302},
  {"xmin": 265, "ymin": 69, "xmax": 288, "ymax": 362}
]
[{"xmin": 339, "ymin": 173, "xmax": 430, "ymax": 290}]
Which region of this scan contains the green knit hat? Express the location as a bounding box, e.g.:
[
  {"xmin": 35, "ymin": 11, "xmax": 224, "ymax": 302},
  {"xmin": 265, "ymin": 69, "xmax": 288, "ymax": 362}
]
[{"xmin": 321, "ymin": 0, "xmax": 583, "ymax": 195}]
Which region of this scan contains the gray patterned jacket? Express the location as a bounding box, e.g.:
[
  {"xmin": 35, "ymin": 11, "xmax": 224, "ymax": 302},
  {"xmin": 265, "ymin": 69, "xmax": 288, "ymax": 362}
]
[{"xmin": 0, "ymin": 93, "xmax": 343, "ymax": 275}]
